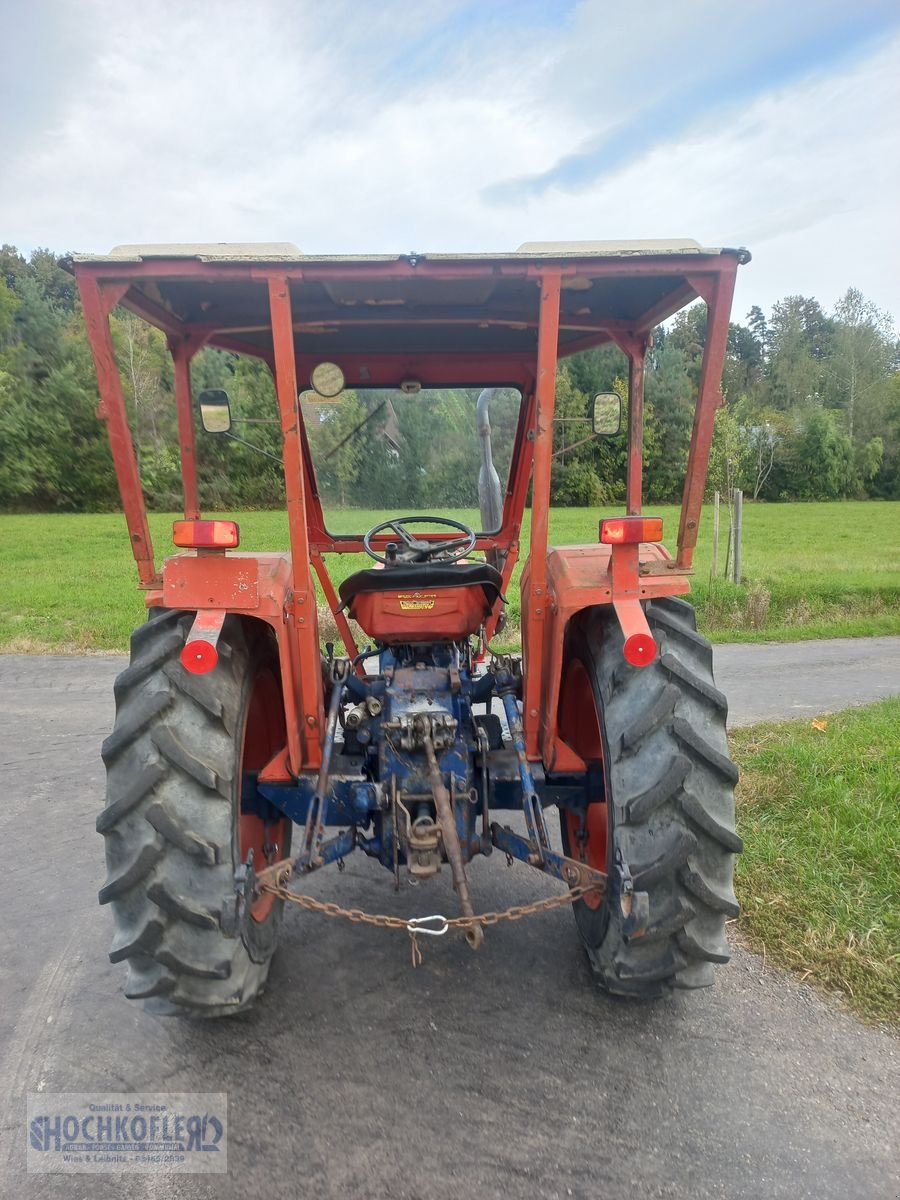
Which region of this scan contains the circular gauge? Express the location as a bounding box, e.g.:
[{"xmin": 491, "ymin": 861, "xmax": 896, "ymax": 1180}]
[{"xmin": 310, "ymin": 361, "xmax": 345, "ymax": 398}]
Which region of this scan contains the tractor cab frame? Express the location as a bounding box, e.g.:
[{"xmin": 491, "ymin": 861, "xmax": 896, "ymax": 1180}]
[{"xmin": 76, "ymin": 240, "xmax": 749, "ymax": 1013}]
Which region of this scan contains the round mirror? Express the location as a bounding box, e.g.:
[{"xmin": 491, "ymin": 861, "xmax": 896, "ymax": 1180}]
[{"xmin": 310, "ymin": 361, "xmax": 345, "ymax": 398}]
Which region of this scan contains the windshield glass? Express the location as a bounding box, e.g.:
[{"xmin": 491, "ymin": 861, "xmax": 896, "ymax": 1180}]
[{"xmin": 300, "ymin": 387, "xmax": 522, "ymax": 535}]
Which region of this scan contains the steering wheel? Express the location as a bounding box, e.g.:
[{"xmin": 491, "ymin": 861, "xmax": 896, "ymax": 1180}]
[{"xmin": 363, "ymin": 516, "xmax": 477, "ymax": 566}]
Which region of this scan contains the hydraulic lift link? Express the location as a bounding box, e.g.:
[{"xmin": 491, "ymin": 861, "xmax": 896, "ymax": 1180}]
[
  {"xmin": 301, "ymin": 659, "xmax": 350, "ymax": 869},
  {"xmin": 499, "ymin": 689, "xmax": 551, "ymax": 865}
]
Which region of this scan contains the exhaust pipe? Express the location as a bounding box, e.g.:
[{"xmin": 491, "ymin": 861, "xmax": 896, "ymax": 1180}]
[{"xmin": 477, "ymin": 388, "xmax": 503, "ymax": 535}]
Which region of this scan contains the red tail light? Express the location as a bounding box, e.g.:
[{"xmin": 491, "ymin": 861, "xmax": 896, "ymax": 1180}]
[
  {"xmin": 599, "ymin": 517, "xmax": 663, "ymax": 545},
  {"xmin": 181, "ymin": 639, "xmax": 219, "ymax": 674},
  {"xmin": 173, "ymin": 520, "xmax": 240, "ymax": 549},
  {"xmin": 180, "ymin": 609, "xmax": 226, "ymax": 675},
  {"xmin": 623, "ymin": 632, "xmax": 657, "ymax": 667}
]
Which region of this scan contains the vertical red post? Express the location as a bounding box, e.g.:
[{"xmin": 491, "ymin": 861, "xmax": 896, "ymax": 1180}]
[
  {"xmin": 169, "ymin": 337, "xmax": 201, "ymax": 521},
  {"xmin": 78, "ymin": 275, "xmax": 157, "ymax": 586},
  {"xmin": 268, "ymin": 275, "xmax": 323, "ymax": 766},
  {"xmin": 523, "ymin": 271, "xmax": 561, "ymax": 757},
  {"xmin": 676, "ymin": 263, "xmax": 738, "ymax": 569},
  {"xmin": 625, "ymin": 338, "xmax": 648, "ymax": 516}
]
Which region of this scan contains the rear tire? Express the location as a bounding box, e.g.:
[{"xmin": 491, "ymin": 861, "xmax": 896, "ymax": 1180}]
[
  {"xmin": 98, "ymin": 609, "xmax": 292, "ymax": 1016},
  {"xmin": 559, "ymin": 596, "xmax": 742, "ymax": 997}
]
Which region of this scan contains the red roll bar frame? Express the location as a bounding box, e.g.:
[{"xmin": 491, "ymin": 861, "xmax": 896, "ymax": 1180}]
[{"xmin": 73, "ymin": 246, "xmax": 744, "ymax": 767}]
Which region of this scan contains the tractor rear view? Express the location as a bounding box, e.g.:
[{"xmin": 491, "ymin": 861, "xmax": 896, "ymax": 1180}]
[{"xmin": 74, "ymin": 240, "xmax": 749, "ymax": 1015}]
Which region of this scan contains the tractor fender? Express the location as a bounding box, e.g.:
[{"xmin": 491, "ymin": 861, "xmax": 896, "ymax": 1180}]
[
  {"xmin": 147, "ymin": 551, "xmax": 321, "ymax": 774},
  {"xmin": 522, "ymin": 543, "xmax": 690, "ymax": 773}
]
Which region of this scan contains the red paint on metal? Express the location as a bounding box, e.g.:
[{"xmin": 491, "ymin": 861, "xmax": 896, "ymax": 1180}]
[
  {"xmin": 523, "ymin": 272, "xmax": 562, "ymax": 758},
  {"xmin": 164, "ymin": 552, "xmax": 260, "ymax": 609},
  {"xmin": 524, "ymin": 543, "xmax": 686, "ymax": 767},
  {"xmin": 77, "ymin": 275, "xmax": 157, "ymax": 586},
  {"xmin": 71, "ymin": 247, "xmax": 746, "ymax": 779},
  {"xmin": 676, "ymin": 259, "xmax": 739, "ymax": 569},
  {"xmin": 76, "ymin": 253, "xmax": 731, "ymax": 287},
  {"xmin": 310, "ymin": 552, "xmax": 361, "ymax": 666},
  {"xmin": 258, "ymin": 745, "xmax": 293, "ymax": 784},
  {"xmin": 348, "ymin": 583, "xmax": 493, "ymax": 644},
  {"xmin": 239, "ymin": 667, "xmax": 291, "ymax": 921},
  {"xmin": 559, "ymin": 657, "xmax": 609, "ymax": 911},
  {"xmin": 295, "ymin": 352, "xmax": 536, "ymax": 391},
  {"xmin": 162, "ymin": 553, "xmax": 303, "ymax": 773},
  {"xmin": 607, "ymin": 331, "xmax": 649, "ymax": 517},
  {"xmin": 181, "ymin": 607, "xmax": 227, "ymax": 674},
  {"xmin": 268, "ymin": 276, "xmax": 323, "ymax": 768}
]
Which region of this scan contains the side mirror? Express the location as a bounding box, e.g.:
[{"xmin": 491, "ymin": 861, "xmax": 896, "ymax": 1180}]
[
  {"xmin": 592, "ymin": 391, "xmax": 622, "ymax": 437},
  {"xmin": 198, "ymin": 389, "xmax": 232, "ymax": 433}
]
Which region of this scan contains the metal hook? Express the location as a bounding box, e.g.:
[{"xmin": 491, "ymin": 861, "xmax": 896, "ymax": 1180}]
[{"xmin": 406, "ymin": 914, "xmax": 449, "ymax": 937}]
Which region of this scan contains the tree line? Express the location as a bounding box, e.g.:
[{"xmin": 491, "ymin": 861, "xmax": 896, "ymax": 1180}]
[{"xmin": 0, "ymin": 245, "xmax": 897, "ymax": 513}]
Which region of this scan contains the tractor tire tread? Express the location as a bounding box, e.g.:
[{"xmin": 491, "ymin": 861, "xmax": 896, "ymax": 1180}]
[
  {"xmin": 678, "ymin": 789, "xmax": 745, "ymax": 853},
  {"xmin": 624, "ymin": 754, "xmax": 691, "ymax": 823},
  {"xmin": 101, "ymin": 691, "xmax": 171, "ymax": 763},
  {"xmin": 98, "ymin": 608, "xmax": 286, "ymax": 1016},
  {"xmin": 659, "ymin": 651, "xmax": 728, "ymax": 713},
  {"xmin": 95, "ymin": 760, "xmax": 167, "ymax": 834},
  {"xmin": 620, "ymin": 683, "xmax": 678, "ymax": 752},
  {"xmin": 109, "ymin": 918, "xmax": 165, "ymax": 963},
  {"xmin": 150, "ymin": 725, "xmax": 228, "ymax": 794},
  {"xmin": 144, "ymin": 800, "xmax": 220, "ymax": 865},
  {"xmin": 147, "ymin": 880, "xmax": 220, "ymax": 928},
  {"xmin": 630, "ymin": 828, "xmax": 697, "ymax": 889},
  {"xmin": 672, "ymin": 717, "xmax": 740, "ymax": 784},
  {"xmin": 561, "ymin": 596, "xmax": 740, "ymax": 998},
  {"xmin": 124, "ymin": 960, "xmax": 176, "ymax": 1000},
  {"xmin": 98, "ymin": 835, "xmax": 164, "ymax": 903}
]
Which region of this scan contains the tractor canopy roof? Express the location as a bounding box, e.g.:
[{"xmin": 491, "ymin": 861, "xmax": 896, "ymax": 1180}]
[{"xmin": 71, "ymin": 240, "xmax": 749, "ymax": 368}]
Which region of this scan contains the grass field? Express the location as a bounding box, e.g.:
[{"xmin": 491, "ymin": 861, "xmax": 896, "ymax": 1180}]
[
  {"xmin": 0, "ymin": 501, "xmax": 898, "ymax": 652},
  {"xmin": 732, "ymin": 699, "xmax": 900, "ymax": 1026}
]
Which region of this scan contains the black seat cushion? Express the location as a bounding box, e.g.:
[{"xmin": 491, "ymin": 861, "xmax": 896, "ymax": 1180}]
[{"xmin": 338, "ymin": 561, "xmax": 504, "ymax": 609}]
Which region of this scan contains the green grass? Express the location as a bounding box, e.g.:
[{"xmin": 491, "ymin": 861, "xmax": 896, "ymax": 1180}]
[
  {"xmin": 731, "ymin": 699, "xmax": 900, "ymax": 1026},
  {"xmin": 0, "ymin": 501, "xmax": 898, "ymax": 652}
]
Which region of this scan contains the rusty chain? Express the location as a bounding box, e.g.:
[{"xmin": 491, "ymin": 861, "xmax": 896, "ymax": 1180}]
[{"xmin": 260, "ymin": 873, "xmax": 599, "ymax": 967}]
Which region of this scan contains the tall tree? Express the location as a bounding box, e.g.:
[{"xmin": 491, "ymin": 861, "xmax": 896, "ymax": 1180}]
[{"xmin": 826, "ymin": 288, "xmax": 896, "ymax": 443}]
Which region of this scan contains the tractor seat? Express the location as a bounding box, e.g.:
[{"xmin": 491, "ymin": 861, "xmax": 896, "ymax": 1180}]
[
  {"xmin": 338, "ymin": 561, "xmax": 504, "ymax": 608},
  {"xmin": 338, "ymin": 561, "xmax": 504, "ymax": 643}
]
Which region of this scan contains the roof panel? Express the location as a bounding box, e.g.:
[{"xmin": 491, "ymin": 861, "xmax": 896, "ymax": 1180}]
[
  {"xmin": 71, "ymin": 240, "xmax": 749, "ymax": 365},
  {"xmin": 77, "ymin": 242, "xmax": 303, "ymax": 262},
  {"xmin": 72, "ymin": 239, "xmax": 740, "ymax": 265}
]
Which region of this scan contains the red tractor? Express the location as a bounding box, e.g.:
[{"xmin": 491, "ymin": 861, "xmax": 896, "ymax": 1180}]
[{"xmin": 74, "ymin": 240, "xmax": 748, "ymax": 1015}]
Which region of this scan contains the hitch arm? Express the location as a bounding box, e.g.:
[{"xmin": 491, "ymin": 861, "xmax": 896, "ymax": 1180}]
[
  {"xmin": 490, "ymin": 824, "xmax": 648, "ymax": 939},
  {"xmin": 490, "ymin": 823, "xmax": 606, "ymax": 896}
]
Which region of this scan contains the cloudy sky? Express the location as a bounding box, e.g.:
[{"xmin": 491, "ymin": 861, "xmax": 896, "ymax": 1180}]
[{"xmin": 3, "ymin": 0, "xmax": 899, "ymax": 324}]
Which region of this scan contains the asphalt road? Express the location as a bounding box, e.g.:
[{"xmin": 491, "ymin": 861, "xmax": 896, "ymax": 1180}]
[{"xmin": 1, "ymin": 642, "xmax": 898, "ymax": 1200}]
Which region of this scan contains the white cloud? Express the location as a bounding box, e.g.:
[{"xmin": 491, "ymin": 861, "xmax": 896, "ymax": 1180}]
[{"xmin": 3, "ymin": 0, "xmax": 899, "ymax": 324}]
